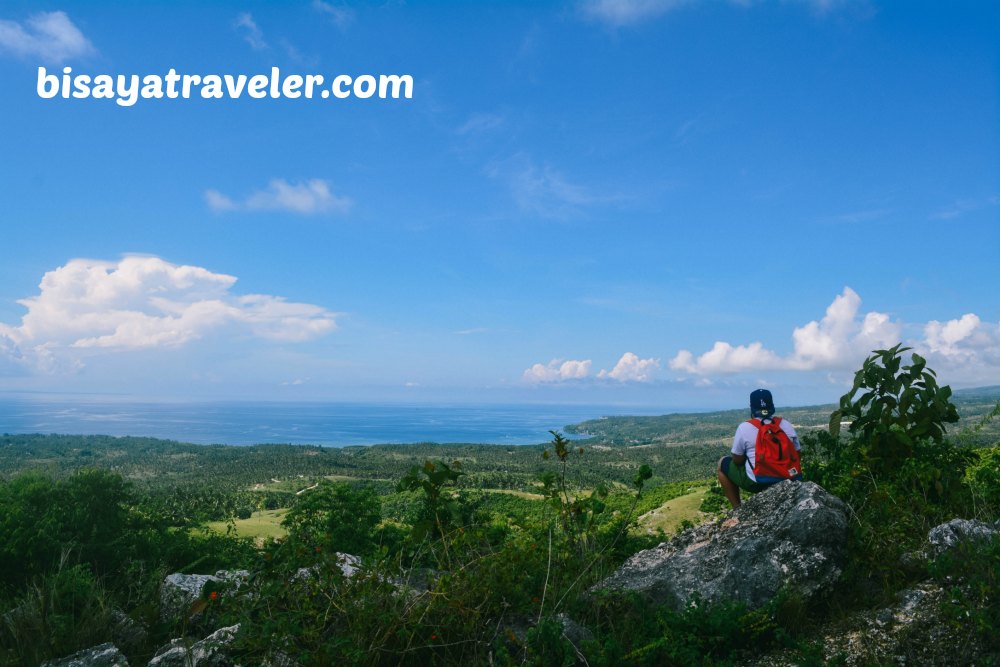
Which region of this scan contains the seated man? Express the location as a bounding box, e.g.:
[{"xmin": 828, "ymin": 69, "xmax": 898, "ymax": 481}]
[{"xmin": 718, "ymin": 388, "xmax": 803, "ymax": 509}]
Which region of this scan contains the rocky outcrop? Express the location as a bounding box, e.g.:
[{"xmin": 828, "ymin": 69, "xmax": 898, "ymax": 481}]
[
  {"xmin": 592, "ymin": 481, "xmax": 848, "ymax": 610},
  {"xmin": 160, "ymin": 570, "xmax": 248, "ymax": 623},
  {"xmin": 148, "ymin": 624, "xmax": 240, "ymax": 667},
  {"xmin": 40, "ymin": 643, "xmax": 130, "ymax": 667}
]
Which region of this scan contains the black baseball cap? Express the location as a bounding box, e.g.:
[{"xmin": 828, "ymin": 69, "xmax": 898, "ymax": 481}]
[{"xmin": 750, "ymin": 389, "xmax": 775, "ymax": 419}]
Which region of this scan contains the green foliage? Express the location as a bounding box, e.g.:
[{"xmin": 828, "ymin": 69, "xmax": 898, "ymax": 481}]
[
  {"xmin": 965, "ymin": 445, "xmax": 1000, "ymax": 517},
  {"xmin": 397, "ymin": 460, "xmax": 467, "ymax": 567},
  {"xmin": 807, "ymin": 344, "xmax": 983, "ymax": 594},
  {"xmin": 928, "ymin": 535, "xmax": 1000, "ymax": 661},
  {"xmin": 0, "ymin": 469, "xmax": 129, "ymax": 589},
  {"xmin": 829, "ymin": 344, "xmax": 959, "ymax": 473},
  {"xmin": 698, "ymin": 484, "xmax": 727, "ymax": 515},
  {"xmin": 282, "ymin": 481, "xmax": 382, "ymax": 556},
  {"xmin": 540, "ymin": 432, "xmax": 608, "ymax": 555},
  {"xmin": 0, "ymin": 562, "xmax": 113, "ymax": 667},
  {"xmin": 573, "ymin": 590, "xmax": 799, "ymax": 667}
]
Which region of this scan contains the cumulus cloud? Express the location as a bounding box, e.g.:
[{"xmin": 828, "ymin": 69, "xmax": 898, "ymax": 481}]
[
  {"xmin": 670, "ymin": 288, "xmax": 900, "ymax": 374},
  {"xmin": 524, "ymin": 352, "xmax": 661, "ymax": 384},
  {"xmin": 921, "ymin": 316, "xmax": 1000, "ymax": 386},
  {"xmin": 669, "ymin": 287, "xmax": 1000, "ymax": 386},
  {"xmin": 0, "ymin": 11, "xmax": 95, "ymax": 62},
  {"xmin": 670, "ymin": 342, "xmax": 786, "ymax": 374},
  {"xmin": 523, "ymin": 358, "xmax": 592, "ymax": 383},
  {"xmin": 598, "ymin": 352, "xmax": 660, "ymax": 382},
  {"xmin": 205, "ymin": 179, "xmax": 353, "ymax": 216},
  {"xmin": 0, "ymin": 256, "xmax": 337, "ymax": 373}
]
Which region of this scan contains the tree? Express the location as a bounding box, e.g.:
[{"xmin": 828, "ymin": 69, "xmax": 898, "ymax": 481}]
[{"xmin": 282, "ymin": 481, "xmax": 381, "ymax": 556}]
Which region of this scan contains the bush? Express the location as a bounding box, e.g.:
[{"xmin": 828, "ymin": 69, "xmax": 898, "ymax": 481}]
[{"xmin": 807, "ymin": 344, "xmax": 979, "ymax": 592}]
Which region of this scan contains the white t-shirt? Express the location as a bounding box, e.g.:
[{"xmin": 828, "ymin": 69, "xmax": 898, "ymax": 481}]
[{"xmin": 731, "ymin": 418, "xmax": 801, "ymax": 481}]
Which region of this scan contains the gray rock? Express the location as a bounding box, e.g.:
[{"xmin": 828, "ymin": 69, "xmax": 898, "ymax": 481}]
[
  {"xmin": 160, "ymin": 573, "xmax": 219, "ymax": 623},
  {"xmin": 740, "ymin": 582, "xmax": 987, "ymax": 666},
  {"xmin": 147, "ymin": 624, "xmax": 240, "ymax": 667},
  {"xmin": 926, "ymin": 518, "xmax": 998, "ymax": 555},
  {"xmin": 110, "ymin": 609, "xmax": 147, "ymax": 653},
  {"xmin": 41, "ymin": 643, "xmax": 130, "ymax": 667},
  {"xmin": 293, "ymin": 552, "xmax": 360, "ymax": 582},
  {"xmin": 592, "ymin": 480, "xmax": 848, "ymax": 610},
  {"xmin": 160, "ymin": 570, "xmax": 248, "ymax": 624}
]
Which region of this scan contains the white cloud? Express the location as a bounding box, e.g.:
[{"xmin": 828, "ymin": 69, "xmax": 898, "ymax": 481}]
[
  {"xmin": 580, "ymin": 0, "xmax": 690, "ymax": 27},
  {"xmin": 312, "ymin": 1, "xmax": 356, "ymax": 30},
  {"xmin": 234, "ymin": 13, "xmax": 268, "ymax": 51},
  {"xmin": 670, "ymin": 341, "xmax": 785, "ymax": 374},
  {"xmin": 523, "ymin": 358, "xmax": 592, "ymax": 383},
  {"xmin": 669, "ymin": 287, "xmax": 1000, "ymax": 386},
  {"xmin": 598, "ymin": 352, "xmax": 660, "ymax": 382},
  {"xmin": 930, "ymin": 196, "xmax": 1000, "ymax": 221},
  {"xmin": 456, "ymin": 113, "xmax": 506, "ymax": 136},
  {"xmin": 206, "ymin": 179, "xmax": 353, "ymax": 216},
  {"xmin": 204, "ymin": 190, "xmax": 237, "ymax": 212},
  {"xmin": 580, "ymin": 0, "xmax": 865, "ymax": 27},
  {"xmin": 924, "ymin": 314, "xmax": 987, "ymax": 360},
  {"xmin": 671, "ymin": 287, "xmax": 900, "ymax": 374},
  {"xmin": 0, "ymin": 11, "xmax": 95, "ymax": 62},
  {"xmin": 524, "ymin": 352, "xmax": 661, "ymax": 384},
  {"xmin": 0, "ymin": 256, "xmax": 337, "ymax": 373},
  {"xmin": 486, "ymin": 154, "xmax": 611, "ymax": 219}
]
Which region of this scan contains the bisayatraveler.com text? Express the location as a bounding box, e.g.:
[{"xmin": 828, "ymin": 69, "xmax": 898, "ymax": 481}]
[{"xmin": 37, "ymin": 66, "xmax": 414, "ymax": 107}]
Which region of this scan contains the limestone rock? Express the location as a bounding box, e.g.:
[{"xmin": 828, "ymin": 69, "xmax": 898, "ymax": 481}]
[
  {"xmin": 592, "ymin": 481, "xmax": 848, "ymax": 610},
  {"xmin": 926, "ymin": 518, "xmax": 998, "ymax": 555},
  {"xmin": 160, "ymin": 570, "xmax": 248, "ymax": 623},
  {"xmin": 147, "ymin": 624, "xmax": 240, "ymax": 667},
  {"xmin": 40, "ymin": 643, "xmax": 130, "ymax": 667}
]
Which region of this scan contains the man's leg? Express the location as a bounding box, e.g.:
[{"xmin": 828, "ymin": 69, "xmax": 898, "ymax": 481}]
[{"xmin": 717, "ymin": 456, "xmax": 741, "ymax": 509}]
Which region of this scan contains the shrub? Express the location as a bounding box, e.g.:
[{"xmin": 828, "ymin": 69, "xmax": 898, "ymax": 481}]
[{"xmin": 808, "ymin": 344, "xmax": 977, "ymax": 592}]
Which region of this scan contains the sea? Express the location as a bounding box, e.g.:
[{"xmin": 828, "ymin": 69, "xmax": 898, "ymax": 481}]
[{"xmin": 0, "ymin": 398, "xmax": 655, "ymax": 447}]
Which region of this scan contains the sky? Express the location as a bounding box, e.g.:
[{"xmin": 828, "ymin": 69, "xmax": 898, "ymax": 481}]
[{"xmin": 0, "ymin": 0, "xmax": 997, "ymax": 411}]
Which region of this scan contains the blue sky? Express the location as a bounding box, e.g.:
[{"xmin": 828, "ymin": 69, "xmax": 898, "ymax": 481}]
[{"xmin": 0, "ymin": 0, "xmax": 997, "ymax": 410}]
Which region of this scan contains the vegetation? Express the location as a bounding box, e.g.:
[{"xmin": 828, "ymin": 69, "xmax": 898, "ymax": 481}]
[{"xmin": 0, "ymin": 359, "xmax": 997, "ymax": 665}]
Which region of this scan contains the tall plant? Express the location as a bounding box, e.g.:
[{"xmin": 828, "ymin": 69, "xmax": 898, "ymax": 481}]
[{"xmin": 829, "ymin": 343, "xmax": 959, "ymax": 479}]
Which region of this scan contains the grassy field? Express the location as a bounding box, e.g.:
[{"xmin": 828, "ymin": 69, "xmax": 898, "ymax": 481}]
[
  {"xmin": 205, "ymin": 509, "xmax": 288, "ymax": 541},
  {"xmin": 635, "ymin": 486, "xmax": 712, "ymax": 536}
]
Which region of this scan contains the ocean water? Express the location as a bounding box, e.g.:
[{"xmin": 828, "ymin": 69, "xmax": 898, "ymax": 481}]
[{"xmin": 0, "ymin": 398, "xmax": 642, "ymax": 447}]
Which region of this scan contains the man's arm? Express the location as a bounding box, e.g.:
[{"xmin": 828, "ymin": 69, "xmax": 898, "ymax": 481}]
[{"xmin": 732, "ymin": 453, "xmax": 747, "ymax": 466}]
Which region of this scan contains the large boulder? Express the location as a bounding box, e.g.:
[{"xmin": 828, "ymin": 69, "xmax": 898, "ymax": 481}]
[
  {"xmin": 593, "ymin": 480, "xmax": 848, "ymax": 610},
  {"xmin": 40, "ymin": 643, "xmax": 129, "ymax": 667}
]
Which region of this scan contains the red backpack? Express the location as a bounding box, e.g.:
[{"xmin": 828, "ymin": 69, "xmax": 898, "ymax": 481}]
[{"xmin": 747, "ymin": 417, "xmax": 802, "ymax": 484}]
